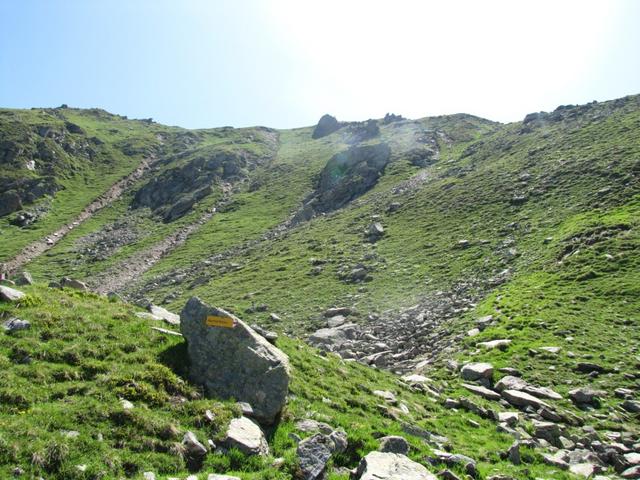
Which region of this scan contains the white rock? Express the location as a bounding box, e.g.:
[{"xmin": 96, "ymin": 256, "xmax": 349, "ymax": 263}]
[
  {"xmin": 148, "ymin": 304, "xmax": 180, "ymax": 325},
  {"xmin": 354, "ymin": 451, "xmax": 437, "ymax": 480},
  {"xmin": 223, "ymin": 417, "xmax": 269, "ymax": 456},
  {"xmin": 0, "ymin": 286, "xmax": 26, "ymax": 302}
]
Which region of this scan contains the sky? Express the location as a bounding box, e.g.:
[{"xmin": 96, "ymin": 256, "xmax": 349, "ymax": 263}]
[{"xmin": 1, "ymin": 0, "xmax": 639, "ymax": 129}]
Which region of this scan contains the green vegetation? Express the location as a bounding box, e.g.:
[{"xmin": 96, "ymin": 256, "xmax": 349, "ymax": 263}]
[{"xmin": 0, "ymin": 95, "xmax": 639, "ymax": 478}]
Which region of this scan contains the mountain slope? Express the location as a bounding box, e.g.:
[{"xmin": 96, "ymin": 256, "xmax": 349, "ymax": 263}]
[{"xmin": 0, "ymin": 95, "xmax": 639, "ymax": 479}]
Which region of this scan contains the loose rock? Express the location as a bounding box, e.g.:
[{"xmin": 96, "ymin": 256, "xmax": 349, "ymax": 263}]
[{"xmin": 354, "ymin": 451, "xmax": 437, "ymax": 480}]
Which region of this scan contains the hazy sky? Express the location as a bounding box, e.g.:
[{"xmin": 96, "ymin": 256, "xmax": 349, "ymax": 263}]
[{"xmin": 1, "ymin": 0, "xmax": 638, "ymax": 128}]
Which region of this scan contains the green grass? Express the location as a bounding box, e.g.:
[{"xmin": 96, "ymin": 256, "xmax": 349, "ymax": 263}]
[
  {"xmin": 1, "ymin": 284, "xmax": 612, "ymax": 479},
  {"xmin": 1, "ymin": 96, "xmax": 639, "ymax": 478}
]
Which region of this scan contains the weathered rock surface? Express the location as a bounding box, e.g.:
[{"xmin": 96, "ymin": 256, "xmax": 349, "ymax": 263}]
[
  {"xmin": 181, "ymin": 297, "xmax": 290, "ymax": 424},
  {"xmin": 501, "ymin": 389, "xmax": 550, "ymax": 410},
  {"xmin": 494, "ymin": 375, "xmax": 562, "ymax": 400},
  {"xmin": 297, "ymin": 431, "xmax": 347, "ymax": 480},
  {"xmin": 222, "ymin": 417, "xmax": 269, "ymax": 456},
  {"xmin": 2, "ymin": 318, "xmax": 30, "ymax": 333},
  {"xmin": 379, "ymin": 436, "xmax": 410, "ymax": 455},
  {"xmin": 354, "ymin": 451, "xmax": 437, "ymax": 480},
  {"xmin": 148, "ymin": 304, "xmax": 180, "ymax": 325},
  {"xmin": 60, "ymin": 277, "xmax": 88, "ymax": 291},
  {"xmin": 461, "ymin": 363, "xmax": 493, "ymax": 382},
  {"xmin": 0, "ymin": 285, "xmax": 25, "ymax": 302},
  {"xmin": 293, "ymin": 143, "xmax": 391, "ymax": 223}
]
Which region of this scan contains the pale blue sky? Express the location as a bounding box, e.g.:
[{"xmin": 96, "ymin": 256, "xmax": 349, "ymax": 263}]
[{"xmin": 1, "ymin": 0, "xmax": 639, "ymax": 128}]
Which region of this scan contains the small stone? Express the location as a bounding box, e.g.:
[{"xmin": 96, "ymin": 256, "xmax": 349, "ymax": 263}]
[
  {"xmin": 223, "ymin": 417, "xmax": 269, "ymax": 456},
  {"xmin": 462, "ymin": 383, "xmax": 502, "ymax": 401},
  {"xmin": 379, "ymin": 436, "xmax": 410, "ymax": 455},
  {"xmin": 461, "ymin": 362, "xmax": 493, "ymax": 382},
  {"xmin": 182, "ymin": 431, "xmax": 208, "ymax": 459},
  {"xmin": 60, "ymin": 277, "xmax": 88, "ymax": 291},
  {"xmin": 373, "ymin": 390, "xmax": 397, "ymax": 403},
  {"xmin": 2, "ymin": 318, "xmax": 30, "ymax": 333}
]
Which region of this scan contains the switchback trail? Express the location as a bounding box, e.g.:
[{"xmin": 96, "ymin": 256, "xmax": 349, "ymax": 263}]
[{"xmin": 3, "ymin": 156, "xmax": 157, "ymax": 275}]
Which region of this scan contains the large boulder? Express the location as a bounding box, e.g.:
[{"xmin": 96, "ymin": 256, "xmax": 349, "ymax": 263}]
[
  {"xmin": 180, "ymin": 297, "xmax": 291, "ymax": 424},
  {"xmin": 312, "ymin": 114, "xmax": 340, "ymax": 139},
  {"xmin": 354, "ymin": 452, "xmax": 437, "ymax": 480}
]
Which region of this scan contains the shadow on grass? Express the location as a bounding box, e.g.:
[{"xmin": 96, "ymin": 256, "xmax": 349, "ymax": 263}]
[{"xmin": 158, "ymin": 341, "xmax": 190, "ymax": 379}]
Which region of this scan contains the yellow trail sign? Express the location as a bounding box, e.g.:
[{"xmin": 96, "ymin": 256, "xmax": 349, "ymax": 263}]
[{"xmin": 205, "ymin": 315, "xmax": 236, "ymax": 328}]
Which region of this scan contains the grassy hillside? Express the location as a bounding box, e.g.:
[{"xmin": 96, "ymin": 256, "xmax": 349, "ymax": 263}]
[
  {"xmin": 1, "ymin": 95, "xmax": 639, "ymax": 479},
  {"xmin": 3, "ymin": 284, "xmax": 630, "ymax": 479}
]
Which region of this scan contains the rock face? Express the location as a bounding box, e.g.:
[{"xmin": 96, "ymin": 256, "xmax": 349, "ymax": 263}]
[
  {"xmin": 222, "ymin": 417, "xmax": 269, "ymax": 456},
  {"xmin": 180, "ymin": 297, "xmax": 291, "ymax": 424},
  {"xmin": 293, "ymin": 143, "xmax": 391, "ymax": 222},
  {"xmin": 355, "ymin": 452, "xmax": 437, "ymax": 480},
  {"xmin": 312, "ymin": 114, "xmax": 341, "ymax": 139}
]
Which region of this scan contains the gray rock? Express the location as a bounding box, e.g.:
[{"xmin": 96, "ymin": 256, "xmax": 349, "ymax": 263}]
[
  {"xmin": 622, "ymin": 400, "xmax": 640, "ymax": 413},
  {"xmin": 379, "ymin": 436, "xmax": 410, "ymax": 455},
  {"xmin": 308, "ymin": 323, "xmax": 359, "ymax": 351},
  {"xmin": 60, "ymin": 277, "xmax": 88, "ymax": 291},
  {"xmin": 297, "ymin": 433, "xmax": 336, "ymax": 480},
  {"xmin": 461, "ymin": 362, "xmax": 493, "ymax": 382},
  {"xmin": 14, "ymin": 271, "xmax": 33, "ymax": 286},
  {"xmin": 462, "ymin": 383, "xmax": 501, "ymax": 401},
  {"xmin": 501, "ymin": 389, "xmax": 551, "ymax": 410},
  {"xmin": 507, "ymin": 442, "xmax": 520, "ymax": 465},
  {"xmin": 0, "ymin": 285, "xmax": 25, "ymax": 302},
  {"xmin": 207, "ymin": 475, "xmax": 241, "ymax": 480},
  {"xmin": 354, "ymin": 451, "xmax": 437, "ymax": 480},
  {"xmin": 223, "ymin": 417, "xmax": 269, "ymax": 456},
  {"xmin": 148, "ymin": 304, "xmax": 180, "ymax": 325},
  {"xmin": 569, "ymin": 388, "xmax": 603, "ymax": 406},
  {"xmin": 312, "ymin": 114, "xmax": 340, "ymax": 139},
  {"xmin": 366, "ymin": 222, "xmax": 385, "ymax": 243},
  {"xmin": 180, "ymin": 297, "xmax": 290, "ymax": 424},
  {"xmin": 2, "ymin": 318, "xmax": 30, "ymax": 333}
]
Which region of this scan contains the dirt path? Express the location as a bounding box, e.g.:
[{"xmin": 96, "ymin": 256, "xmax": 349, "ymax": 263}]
[
  {"xmin": 89, "ymin": 184, "xmax": 232, "ymax": 295},
  {"xmin": 3, "ymin": 156, "xmax": 158, "ymax": 275}
]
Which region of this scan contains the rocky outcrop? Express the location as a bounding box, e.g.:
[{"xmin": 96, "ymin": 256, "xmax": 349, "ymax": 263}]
[
  {"xmin": 180, "ymin": 297, "xmax": 290, "ymax": 424},
  {"xmin": 293, "ymin": 143, "xmax": 391, "ymax": 223},
  {"xmin": 312, "ymin": 114, "xmax": 341, "ymax": 139},
  {"xmin": 354, "ymin": 452, "xmax": 437, "ymax": 480},
  {"xmin": 132, "ymin": 147, "xmax": 266, "ymax": 222}
]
